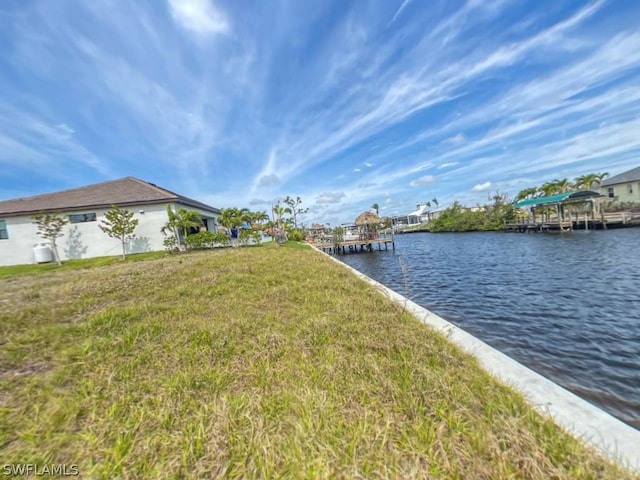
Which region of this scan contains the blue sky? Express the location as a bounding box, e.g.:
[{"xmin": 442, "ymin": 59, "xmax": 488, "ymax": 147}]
[{"xmin": 1, "ymin": 0, "xmax": 639, "ymax": 225}]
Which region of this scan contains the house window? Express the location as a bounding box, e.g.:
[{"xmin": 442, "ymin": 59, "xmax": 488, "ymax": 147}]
[
  {"xmin": 607, "ymin": 187, "xmax": 614, "ymax": 198},
  {"xmin": 628, "ymin": 184, "xmax": 634, "ymax": 194},
  {"xmin": 69, "ymin": 213, "xmax": 97, "ymax": 223},
  {"xmin": 0, "ymin": 220, "xmax": 8, "ymax": 240}
]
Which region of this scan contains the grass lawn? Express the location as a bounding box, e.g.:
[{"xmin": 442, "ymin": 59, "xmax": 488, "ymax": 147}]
[
  {"xmin": 0, "ymin": 251, "xmax": 168, "ymax": 279},
  {"xmin": 0, "ymin": 245, "xmax": 635, "ymax": 479}
]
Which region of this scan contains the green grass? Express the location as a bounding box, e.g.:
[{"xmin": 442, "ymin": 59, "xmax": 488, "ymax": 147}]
[
  {"xmin": 0, "ymin": 247, "xmax": 635, "ymax": 479},
  {"xmin": 0, "ymin": 251, "xmax": 168, "ymax": 279},
  {"xmin": 282, "ymin": 240, "xmax": 313, "ymax": 249}
]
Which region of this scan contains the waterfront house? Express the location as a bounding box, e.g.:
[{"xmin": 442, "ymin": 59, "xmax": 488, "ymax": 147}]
[
  {"xmin": 0, "ymin": 177, "xmax": 221, "ymax": 266},
  {"xmin": 601, "ymin": 166, "xmax": 640, "ymax": 204},
  {"xmin": 407, "ymin": 202, "xmax": 432, "ymax": 225},
  {"xmin": 392, "ymin": 204, "xmax": 444, "ymax": 230}
]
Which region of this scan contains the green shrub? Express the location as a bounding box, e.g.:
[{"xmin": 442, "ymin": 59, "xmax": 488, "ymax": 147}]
[
  {"xmin": 288, "ymin": 228, "xmax": 305, "ymax": 242},
  {"xmin": 163, "ymin": 236, "xmax": 179, "ymax": 252},
  {"xmin": 238, "ymin": 229, "xmax": 251, "ymax": 246},
  {"xmin": 185, "ymin": 231, "xmax": 230, "ymax": 249},
  {"xmin": 250, "ymin": 228, "xmax": 263, "ymax": 245}
]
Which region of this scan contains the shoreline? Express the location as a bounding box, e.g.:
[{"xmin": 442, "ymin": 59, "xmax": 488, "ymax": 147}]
[{"xmin": 318, "ymin": 246, "xmax": 640, "ymax": 473}]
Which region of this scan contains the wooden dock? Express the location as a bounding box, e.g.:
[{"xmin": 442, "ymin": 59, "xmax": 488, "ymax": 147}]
[
  {"xmin": 504, "ymin": 220, "xmax": 573, "ymax": 233},
  {"xmin": 312, "ymin": 235, "xmax": 395, "ymax": 254},
  {"xmin": 505, "ymin": 211, "xmax": 640, "ymax": 233}
]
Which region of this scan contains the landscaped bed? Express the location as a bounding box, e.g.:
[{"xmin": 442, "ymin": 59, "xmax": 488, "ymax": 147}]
[{"xmin": 0, "ymin": 245, "xmax": 636, "ymax": 479}]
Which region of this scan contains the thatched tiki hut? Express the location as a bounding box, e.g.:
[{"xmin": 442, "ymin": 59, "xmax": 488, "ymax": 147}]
[{"xmin": 355, "ymin": 211, "xmax": 382, "ymax": 239}]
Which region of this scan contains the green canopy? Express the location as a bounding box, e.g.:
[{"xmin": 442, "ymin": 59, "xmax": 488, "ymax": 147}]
[{"xmin": 514, "ymin": 190, "xmax": 601, "ymax": 209}]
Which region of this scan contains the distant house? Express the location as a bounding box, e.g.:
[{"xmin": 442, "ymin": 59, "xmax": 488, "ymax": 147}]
[
  {"xmin": 601, "ymin": 166, "xmax": 640, "ymax": 204},
  {"xmin": 0, "ymin": 177, "xmax": 221, "ymax": 266},
  {"xmin": 407, "ymin": 203, "xmax": 433, "ymax": 225}
]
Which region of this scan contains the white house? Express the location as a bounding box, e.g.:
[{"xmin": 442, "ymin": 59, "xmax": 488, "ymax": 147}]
[
  {"xmin": 407, "ymin": 202, "xmax": 433, "ymax": 225},
  {"xmin": 600, "ymin": 166, "xmax": 640, "ymax": 204},
  {"xmin": 0, "ymin": 177, "xmax": 221, "ymax": 266}
]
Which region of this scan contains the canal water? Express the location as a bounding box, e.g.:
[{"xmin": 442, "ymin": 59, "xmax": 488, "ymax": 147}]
[{"xmin": 336, "ymin": 229, "xmax": 640, "ymax": 430}]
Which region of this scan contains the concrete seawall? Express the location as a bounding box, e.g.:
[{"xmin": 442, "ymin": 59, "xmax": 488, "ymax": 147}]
[{"xmin": 316, "ymin": 247, "xmax": 640, "ymax": 473}]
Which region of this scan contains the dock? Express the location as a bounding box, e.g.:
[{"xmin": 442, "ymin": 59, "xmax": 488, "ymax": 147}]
[
  {"xmin": 505, "ymin": 211, "xmax": 640, "ymax": 232},
  {"xmin": 311, "ymin": 233, "xmax": 395, "ymax": 254}
]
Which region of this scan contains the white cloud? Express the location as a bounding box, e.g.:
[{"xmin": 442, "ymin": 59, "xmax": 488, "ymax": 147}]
[
  {"xmin": 390, "ymin": 0, "xmax": 412, "ymax": 24},
  {"xmin": 55, "ymin": 123, "xmax": 75, "ymax": 136},
  {"xmin": 0, "ymin": 102, "xmax": 111, "ymax": 176},
  {"xmin": 167, "ymin": 0, "xmax": 228, "ymax": 36},
  {"xmin": 471, "ymin": 181, "xmax": 492, "ymax": 191},
  {"xmin": 438, "ymin": 162, "xmax": 458, "ymax": 169},
  {"xmin": 409, "ymin": 175, "xmax": 436, "ymax": 187},
  {"xmin": 316, "ymin": 191, "xmax": 346, "ymax": 204},
  {"xmin": 2, "ymin": 0, "xmax": 638, "ymax": 227},
  {"xmin": 260, "ymin": 0, "xmax": 605, "ymax": 190}
]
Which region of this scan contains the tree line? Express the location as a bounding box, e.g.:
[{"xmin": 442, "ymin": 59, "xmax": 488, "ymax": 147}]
[
  {"xmin": 426, "ymin": 171, "xmax": 610, "ymax": 232},
  {"xmin": 428, "ymin": 194, "xmax": 516, "ymax": 232}
]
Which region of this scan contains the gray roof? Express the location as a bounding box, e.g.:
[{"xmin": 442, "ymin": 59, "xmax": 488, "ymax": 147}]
[
  {"xmin": 601, "ymin": 166, "xmax": 640, "ymax": 186},
  {"xmin": 0, "ymin": 177, "xmax": 221, "ymax": 217}
]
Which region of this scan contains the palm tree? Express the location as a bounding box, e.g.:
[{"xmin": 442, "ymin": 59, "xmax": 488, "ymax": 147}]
[
  {"xmin": 553, "ymin": 178, "xmax": 574, "ymax": 193},
  {"xmin": 272, "ymin": 202, "xmax": 292, "ymax": 230},
  {"xmin": 249, "ymin": 210, "xmax": 269, "ymax": 226},
  {"xmin": 515, "ymin": 187, "xmax": 538, "ymax": 202},
  {"xmin": 422, "ymin": 201, "xmax": 432, "ymax": 222},
  {"xmin": 219, "ymin": 207, "xmax": 252, "ymax": 247},
  {"xmin": 431, "ymin": 197, "xmax": 439, "ymax": 209},
  {"xmin": 575, "ymin": 174, "xmax": 596, "ymax": 190},
  {"xmin": 596, "ymin": 172, "xmax": 609, "ymax": 187},
  {"xmin": 538, "ymin": 182, "xmax": 557, "ymax": 197},
  {"xmin": 371, "ymin": 203, "xmax": 380, "ymax": 216},
  {"xmin": 161, "ymin": 206, "xmax": 203, "ymax": 251}
]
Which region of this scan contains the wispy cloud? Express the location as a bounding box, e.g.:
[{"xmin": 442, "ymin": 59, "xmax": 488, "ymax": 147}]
[
  {"xmin": 445, "ymin": 134, "xmax": 465, "ymax": 145},
  {"xmin": 0, "ymin": 101, "xmax": 112, "ymax": 178},
  {"xmin": 167, "ymin": 0, "xmax": 229, "ymax": 36},
  {"xmin": 472, "ymin": 182, "xmax": 492, "ymax": 192},
  {"xmin": 390, "ymin": 0, "xmax": 412, "ymax": 24},
  {"xmin": 316, "ymin": 192, "xmax": 346, "ymax": 204},
  {"xmin": 438, "ymin": 162, "xmax": 458, "ymax": 169},
  {"xmin": 1, "ymin": 0, "xmax": 639, "ymax": 225},
  {"xmin": 55, "ymin": 123, "xmax": 75, "ymax": 137},
  {"xmin": 409, "ymin": 175, "xmax": 437, "ymax": 188}
]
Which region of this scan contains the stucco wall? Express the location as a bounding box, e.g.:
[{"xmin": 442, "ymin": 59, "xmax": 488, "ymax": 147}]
[
  {"xmin": 0, "ymin": 202, "xmax": 220, "ymax": 266},
  {"xmin": 601, "ymin": 181, "xmax": 640, "ymax": 204}
]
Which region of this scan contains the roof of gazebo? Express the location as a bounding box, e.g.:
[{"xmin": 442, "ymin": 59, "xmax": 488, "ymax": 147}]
[{"xmin": 355, "ymin": 211, "xmax": 382, "ymax": 225}]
